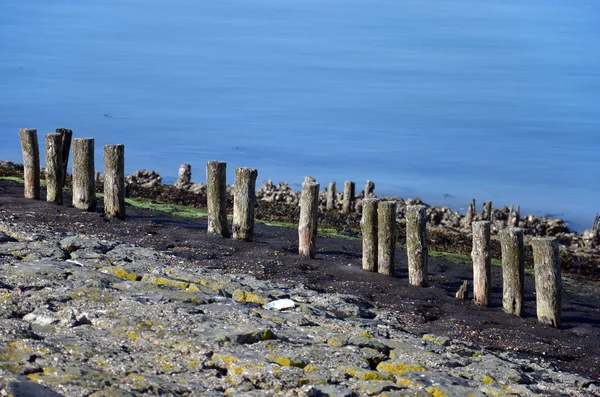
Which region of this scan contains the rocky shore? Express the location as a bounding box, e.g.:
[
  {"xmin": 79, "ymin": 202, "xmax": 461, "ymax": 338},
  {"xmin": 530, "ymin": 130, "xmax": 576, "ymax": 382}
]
[
  {"xmin": 2, "ymin": 160, "xmax": 600, "ymax": 396},
  {"xmin": 0, "ymin": 218, "xmax": 598, "ymax": 396}
]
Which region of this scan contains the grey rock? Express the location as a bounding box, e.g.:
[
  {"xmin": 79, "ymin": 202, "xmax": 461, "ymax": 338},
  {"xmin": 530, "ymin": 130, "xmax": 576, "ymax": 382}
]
[{"xmin": 6, "ymin": 379, "xmax": 65, "ymax": 397}]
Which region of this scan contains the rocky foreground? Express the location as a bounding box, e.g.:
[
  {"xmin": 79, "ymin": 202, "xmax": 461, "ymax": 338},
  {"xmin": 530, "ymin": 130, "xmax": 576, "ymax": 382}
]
[{"xmin": 0, "ymin": 219, "xmax": 598, "ymax": 396}]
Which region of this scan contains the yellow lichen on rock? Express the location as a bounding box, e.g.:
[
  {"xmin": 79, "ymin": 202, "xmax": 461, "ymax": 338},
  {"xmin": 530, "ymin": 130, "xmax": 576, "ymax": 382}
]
[
  {"xmin": 0, "ymin": 291, "xmax": 11, "ymax": 303},
  {"xmin": 212, "ymin": 353, "xmax": 240, "ymax": 365},
  {"xmin": 483, "ymin": 375, "xmax": 494, "ymax": 385},
  {"xmin": 377, "ymin": 361, "xmax": 426, "ymax": 375},
  {"xmin": 266, "ymin": 354, "xmax": 307, "ymax": 368},
  {"xmin": 427, "ymin": 386, "xmax": 448, "ymax": 397},
  {"xmin": 343, "ymin": 367, "xmax": 393, "ymax": 381},
  {"xmin": 150, "ymin": 276, "xmax": 189, "ymax": 289},
  {"xmin": 232, "ymin": 289, "xmax": 269, "ymax": 305},
  {"xmin": 113, "ymin": 268, "xmax": 139, "ymax": 281},
  {"xmin": 396, "ymin": 377, "xmax": 416, "ymax": 388}
]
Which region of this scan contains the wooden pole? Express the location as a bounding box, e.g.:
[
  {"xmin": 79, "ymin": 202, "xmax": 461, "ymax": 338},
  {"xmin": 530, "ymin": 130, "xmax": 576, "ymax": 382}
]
[
  {"xmin": 406, "ymin": 204, "xmax": 429, "ymax": 286},
  {"xmin": 45, "ymin": 133, "xmax": 63, "ymax": 205},
  {"xmin": 508, "ymin": 205, "xmax": 520, "ymax": 227},
  {"xmin": 482, "ymin": 201, "xmax": 492, "ymax": 221},
  {"xmin": 72, "ymin": 138, "xmax": 96, "ymax": 211},
  {"xmin": 56, "ymin": 128, "xmax": 72, "ymax": 188},
  {"xmin": 18, "ymin": 128, "xmax": 40, "ymax": 200},
  {"xmin": 299, "ymin": 180, "xmax": 320, "ymax": 258},
  {"xmin": 342, "ymin": 180, "xmax": 355, "ymax": 213},
  {"xmin": 472, "ymin": 221, "xmax": 491, "ymax": 306},
  {"xmin": 464, "ymin": 199, "xmax": 475, "ymax": 226},
  {"xmin": 360, "ymin": 198, "xmax": 379, "ymax": 272},
  {"xmin": 177, "ymin": 164, "xmax": 191, "ymax": 184},
  {"xmin": 326, "ymin": 181, "xmax": 336, "ymax": 210},
  {"xmin": 500, "ymin": 227, "xmax": 524, "ymax": 316},
  {"xmin": 233, "ymin": 167, "xmax": 258, "ymax": 241},
  {"xmin": 377, "ymin": 201, "xmax": 397, "ymax": 276},
  {"xmin": 364, "ymin": 180, "xmax": 375, "ymax": 198},
  {"xmin": 206, "ymin": 161, "xmax": 229, "ymax": 237},
  {"xmin": 532, "ymin": 237, "xmax": 562, "ymax": 328},
  {"xmin": 103, "ymin": 144, "xmax": 125, "ymax": 219}
]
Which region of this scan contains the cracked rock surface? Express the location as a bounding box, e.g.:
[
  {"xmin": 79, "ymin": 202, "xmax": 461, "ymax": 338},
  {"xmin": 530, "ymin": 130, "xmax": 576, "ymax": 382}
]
[{"xmin": 0, "ymin": 230, "xmax": 598, "ymax": 396}]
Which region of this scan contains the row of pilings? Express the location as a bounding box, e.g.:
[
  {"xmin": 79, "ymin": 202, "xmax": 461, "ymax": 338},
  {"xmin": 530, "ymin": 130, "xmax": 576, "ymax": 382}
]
[{"xmin": 18, "ymin": 128, "xmax": 562, "ymax": 328}]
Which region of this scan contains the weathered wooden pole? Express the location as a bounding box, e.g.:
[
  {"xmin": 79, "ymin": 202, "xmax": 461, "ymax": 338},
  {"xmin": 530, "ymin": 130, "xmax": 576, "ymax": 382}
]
[
  {"xmin": 360, "ymin": 198, "xmax": 379, "ymax": 272},
  {"xmin": 471, "ymin": 221, "xmax": 491, "ymax": 306},
  {"xmin": 298, "ymin": 180, "xmax": 320, "ymax": 258},
  {"xmin": 482, "ymin": 201, "xmax": 492, "ymax": 221},
  {"xmin": 364, "ymin": 180, "xmax": 375, "ymax": 198},
  {"xmin": 464, "ymin": 199, "xmax": 475, "ymax": 226},
  {"xmin": 342, "ymin": 180, "xmax": 355, "ymax": 213},
  {"xmin": 500, "ymin": 227, "xmax": 524, "ymax": 316},
  {"xmin": 326, "ymin": 181, "xmax": 336, "ymax": 210},
  {"xmin": 72, "ymin": 138, "xmax": 96, "ymax": 211},
  {"xmin": 56, "ymin": 128, "xmax": 72, "ymax": 188},
  {"xmin": 532, "ymin": 237, "xmax": 562, "ymax": 328},
  {"xmin": 233, "ymin": 167, "xmax": 258, "ymax": 241},
  {"xmin": 177, "ymin": 164, "xmax": 191, "ymax": 184},
  {"xmin": 406, "ymin": 204, "xmax": 429, "ymax": 286},
  {"xmin": 103, "ymin": 144, "xmax": 125, "ymax": 219},
  {"xmin": 206, "ymin": 161, "xmax": 229, "ymax": 237},
  {"xmin": 18, "ymin": 128, "xmax": 40, "ymax": 200},
  {"xmin": 508, "ymin": 205, "xmax": 520, "ymax": 227},
  {"xmin": 377, "ymin": 201, "xmax": 397, "ymax": 276},
  {"xmin": 45, "ymin": 133, "xmax": 63, "ymax": 205}
]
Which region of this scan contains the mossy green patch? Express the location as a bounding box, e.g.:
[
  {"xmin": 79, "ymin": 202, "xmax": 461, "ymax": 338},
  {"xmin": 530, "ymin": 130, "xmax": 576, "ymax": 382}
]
[
  {"xmin": 256, "ymin": 219, "xmax": 359, "ymax": 240},
  {"xmin": 0, "ymin": 176, "xmax": 47, "ymax": 187},
  {"xmin": 125, "ymin": 197, "xmax": 207, "ymax": 218}
]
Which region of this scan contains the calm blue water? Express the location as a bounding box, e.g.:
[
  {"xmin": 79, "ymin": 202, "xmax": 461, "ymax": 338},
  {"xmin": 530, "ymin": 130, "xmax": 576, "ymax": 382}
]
[{"xmin": 1, "ymin": 0, "xmax": 599, "ymax": 231}]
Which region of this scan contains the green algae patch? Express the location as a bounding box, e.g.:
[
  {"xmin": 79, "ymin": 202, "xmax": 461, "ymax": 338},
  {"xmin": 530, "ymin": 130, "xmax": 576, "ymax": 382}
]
[
  {"xmin": 0, "ymin": 176, "xmax": 47, "ymax": 187},
  {"xmin": 232, "ymin": 289, "xmax": 269, "ymax": 305},
  {"xmin": 258, "ymin": 219, "xmax": 359, "ymax": 240},
  {"xmin": 124, "ymin": 197, "xmax": 207, "ymax": 218},
  {"xmin": 376, "ymin": 361, "xmax": 426, "ymax": 376},
  {"xmin": 343, "ymin": 367, "xmax": 393, "ymax": 381}
]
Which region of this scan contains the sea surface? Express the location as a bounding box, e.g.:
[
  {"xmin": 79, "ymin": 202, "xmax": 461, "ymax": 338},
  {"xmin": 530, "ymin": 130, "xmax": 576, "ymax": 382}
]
[{"xmin": 1, "ymin": 0, "xmax": 599, "ymax": 232}]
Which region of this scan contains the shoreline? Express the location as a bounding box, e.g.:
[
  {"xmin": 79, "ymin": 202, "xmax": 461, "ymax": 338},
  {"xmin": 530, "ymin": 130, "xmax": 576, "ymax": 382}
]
[
  {"xmin": 1, "ymin": 160, "xmax": 599, "ymax": 283},
  {"xmin": 147, "ymin": 172, "xmax": 593, "ymax": 234}
]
